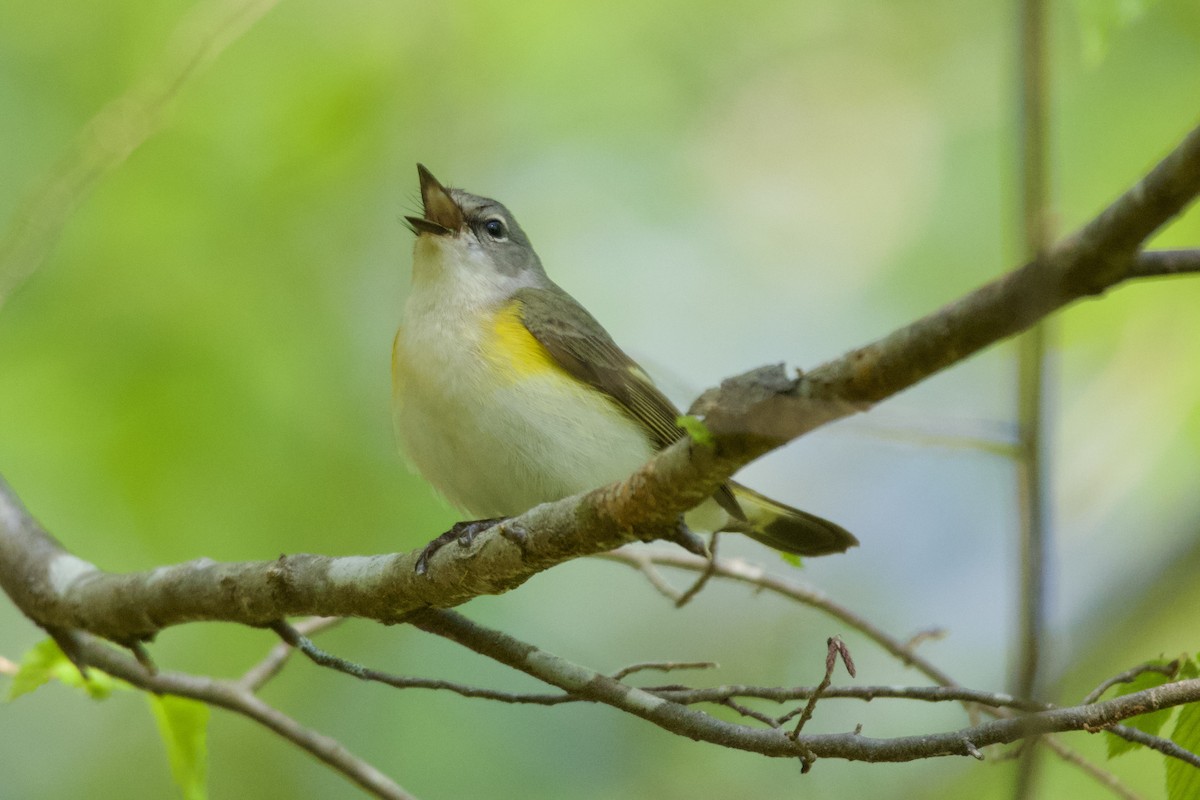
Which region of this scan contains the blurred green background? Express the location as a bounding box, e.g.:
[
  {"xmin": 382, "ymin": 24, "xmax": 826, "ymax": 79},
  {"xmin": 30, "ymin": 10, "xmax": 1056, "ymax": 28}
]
[{"xmin": 2, "ymin": 0, "xmax": 1199, "ymax": 797}]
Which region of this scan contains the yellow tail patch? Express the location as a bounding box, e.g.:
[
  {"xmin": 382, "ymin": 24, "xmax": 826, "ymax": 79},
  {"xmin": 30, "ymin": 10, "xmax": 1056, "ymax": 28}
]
[{"xmin": 488, "ymin": 300, "xmax": 563, "ymax": 379}]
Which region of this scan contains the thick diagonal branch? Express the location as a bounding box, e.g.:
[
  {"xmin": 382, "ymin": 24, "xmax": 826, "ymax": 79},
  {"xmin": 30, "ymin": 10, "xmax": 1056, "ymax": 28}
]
[{"xmin": 2, "ymin": 123, "xmax": 1200, "ymax": 643}]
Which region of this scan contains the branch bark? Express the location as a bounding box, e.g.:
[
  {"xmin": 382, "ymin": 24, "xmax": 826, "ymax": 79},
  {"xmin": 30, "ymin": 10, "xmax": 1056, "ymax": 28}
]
[
  {"xmin": 1, "ymin": 122, "xmax": 1199, "ymax": 649},
  {"xmin": 56, "ymin": 630, "xmax": 415, "ymax": 800},
  {"xmin": 409, "ymin": 608, "xmax": 1200, "ymax": 764}
]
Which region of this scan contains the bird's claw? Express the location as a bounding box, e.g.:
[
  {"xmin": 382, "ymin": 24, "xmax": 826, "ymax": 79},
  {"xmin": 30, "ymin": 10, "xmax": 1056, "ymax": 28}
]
[
  {"xmin": 667, "ymin": 518, "xmax": 709, "ymax": 558},
  {"xmin": 414, "ymin": 517, "xmax": 506, "ymax": 576}
]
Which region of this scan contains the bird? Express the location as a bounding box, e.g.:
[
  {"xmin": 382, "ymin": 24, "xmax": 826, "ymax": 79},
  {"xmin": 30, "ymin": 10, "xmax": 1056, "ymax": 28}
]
[{"xmin": 392, "ymin": 165, "xmax": 857, "ymax": 573}]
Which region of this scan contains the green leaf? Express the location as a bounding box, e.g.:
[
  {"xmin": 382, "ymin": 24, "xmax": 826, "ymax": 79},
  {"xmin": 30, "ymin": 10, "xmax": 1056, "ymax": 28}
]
[
  {"xmin": 1104, "ymin": 660, "xmax": 1179, "ymax": 758},
  {"xmin": 1167, "ymin": 701, "xmax": 1200, "ymax": 800},
  {"xmin": 148, "ymin": 694, "xmax": 210, "ymax": 800},
  {"xmin": 675, "ymin": 415, "xmax": 714, "ymax": 448},
  {"xmin": 6, "ymin": 639, "xmax": 120, "ymax": 701},
  {"xmin": 6, "ymin": 639, "xmax": 63, "ymax": 701},
  {"xmin": 1179, "ymin": 655, "xmax": 1199, "ymax": 680},
  {"xmin": 9, "ymin": 642, "xmax": 209, "ymax": 798}
]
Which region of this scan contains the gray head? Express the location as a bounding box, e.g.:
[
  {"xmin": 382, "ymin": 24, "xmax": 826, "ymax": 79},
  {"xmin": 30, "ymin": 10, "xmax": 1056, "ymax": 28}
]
[{"xmin": 406, "ymin": 165, "xmax": 544, "ymax": 280}]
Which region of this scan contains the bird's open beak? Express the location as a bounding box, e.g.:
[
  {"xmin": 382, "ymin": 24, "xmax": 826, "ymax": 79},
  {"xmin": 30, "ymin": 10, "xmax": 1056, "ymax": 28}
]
[{"xmin": 405, "ymin": 164, "xmax": 464, "ymax": 236}]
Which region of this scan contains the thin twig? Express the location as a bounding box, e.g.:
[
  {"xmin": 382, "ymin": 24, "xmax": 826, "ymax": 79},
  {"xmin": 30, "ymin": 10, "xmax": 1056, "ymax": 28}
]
[
  {"xmin": 1109, "ymin": 724, "xmax": 1200, "ymax": 768},
  {"xmin": 899, "ymin": 627, "xmax": 946, "ymax": 651},
  {"xmin": 610, "ymin": 661, "xmax": 718, "ymax": 681},
  {"xmin": 721, "ymin": 698, "xmax": 781, "ymax": 728},
  {"xmin": 620, "ymin": 550, "xmax": 682, "ymax": 602},
  {"xmin": 606, "ymin": 549, "xmax": 1146, "ymax": 794},
  {"xmin": 408, "ymin": 607, "xmax": 1200, "ymax": 765},
  {"xmin": 600, "ymin": 550, "xmax": 961, "ymax": 690},
  {"xmin": 1081, "ymin": 659, "xmax": 1180, "ymax": 705},
  {"xmin": 675, "ymin": 532, "xmax": 720, "ymax": 607},
  {"xmin": 1013, "ymin": 0, "xmax": 1053, "ymax": 793},
  {"xmin": 270, "ymin": 620, "xmax": 570, "ymax": 704},
  {"xmin": 1042, "ymin": 737, "xmax": 1144, "ymax": 800},
  {"xmin": 239, "ymin": 616, "xmax": 342, "ymax": 692},
  {"xmin": 790, "ymin": 637, "xmax": 855, "ymax": 738},
  {"xmin": 64, "ymin": 630, "xmax": 415, "ymax": 800},
  {"xmin": 1131, "ymin": 248, "xmax": 1200, "ymax": 277}
]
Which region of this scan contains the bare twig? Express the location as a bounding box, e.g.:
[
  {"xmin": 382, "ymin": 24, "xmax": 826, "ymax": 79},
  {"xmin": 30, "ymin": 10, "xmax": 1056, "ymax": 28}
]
[
  {"xmin": 1109, "ymin": 723, "xmax": 1200, "ymax": 769},
  {"xmin": 1013, "ymin": 3, "xmax": 1053, "ymax": 796},
  {"xmin": 721, "ymin": 698, "xmax": 782, "ymax": 728},
  {"xmin": 1013, "ymin": 0, "xmax": 1051, "ymax": 707},
  {"xmin": 900, "ymin": 627, "xmax": 947, "ymax": 651},
  {"xmin": 610, "ymin": 661, "xmax": 718, "ymax": 681},
  {"xmin": 409, "ymin": 607, "xmax": 1200, "ymax": 764},
  {"xmin": 607, "ymin": 549, "xmax": 1154, "ymax": 793},
  {"xmin": 268, "ymin": 613, "xmax": 1193, "ymax": 778},
  {"xmin": 1042, "ymin": 737, "xmax": 1144, "ymax": 800},
  {"xmin": 622, "ymin": 553, "xmax": 682, "ymax": 602},
  {"xmin": 600, "ymin": 550, "xmax": 961, "ymax": 690},
  {"xmin": 675, "ymin": 532, "xmax": 720, "ymax": 608},
  {"xmin": 1081, "ymin": 659, "xmax": 1181, "ymax": 705},
  {"xmin": 239, "ymin": 616, "xmax": 341, "ymax": 692},
  {"xmin": 649, "ymin": 684, "xmax": 1052, "ymax": 712},
  {"xmin": 62, "ymin": 630, "xmax": 415, "ymax": 800},
  {"xmin": 791, "ymin": 637, "xmax": 856, "ymax": 739},
  {"xmin": 1131, "ymin": 248, "xmax": 1200, "ymax": 277},
  {"xmin": 269, "ymin": 620, "xmax": 569, "ymax": 705}
]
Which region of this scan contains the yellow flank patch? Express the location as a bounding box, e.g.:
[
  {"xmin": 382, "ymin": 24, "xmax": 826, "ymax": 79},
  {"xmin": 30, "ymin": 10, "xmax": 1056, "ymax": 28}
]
[{"xmin": 488, "ymin": 300, "xmax": 562, "ymax": 378}]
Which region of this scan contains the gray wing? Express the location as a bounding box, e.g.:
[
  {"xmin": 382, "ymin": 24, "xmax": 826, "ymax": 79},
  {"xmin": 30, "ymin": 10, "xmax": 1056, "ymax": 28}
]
[{"xmin": 513, "ymin": 285, "xmax": 744, "ymax": 520}]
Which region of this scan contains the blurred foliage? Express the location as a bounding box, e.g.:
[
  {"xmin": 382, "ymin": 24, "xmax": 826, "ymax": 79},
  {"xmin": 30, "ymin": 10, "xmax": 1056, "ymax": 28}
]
[
  {"xmin": 1, "ymin": 0, "xmax": 1199, "ymax": 797},
  {"xmin": 7, "ymin": 638, "xmax": 119, "ymax": 701},
  {"xmin": 149, "ymin": 692, "xmax": 210, "ymax": 800}
]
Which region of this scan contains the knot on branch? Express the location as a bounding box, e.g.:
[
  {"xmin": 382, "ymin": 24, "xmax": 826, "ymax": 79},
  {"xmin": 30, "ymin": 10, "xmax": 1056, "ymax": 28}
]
[
  {"xmin": 1051, "ymin": 234, "xmax": 1137, "ymax": 298},
  {"xmin": 688, "ymin": 363, "xmax": 869, "ymax": 455},
  {"xmin": 267, "ymin": 555, "xmax": 300, "ymax": 604}
]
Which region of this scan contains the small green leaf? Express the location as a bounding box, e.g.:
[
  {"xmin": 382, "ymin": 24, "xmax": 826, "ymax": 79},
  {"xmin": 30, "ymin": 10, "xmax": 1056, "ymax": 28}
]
[
  {"xmin": 675, "ymin": 415, "xmax": 714, "ymax": 448},
  {"xmin": 148, "ymin": 694, "xmax": 210, "ymax": 800},
  {"xmin": 6, "ymin": 639, "xmax": 64, "ymax": 700},
  {"xmin": 1104, "ymin": 660, "xmax": 1180, "ymax": 758},
  {"xmin": 1167, "ymin": 701, "xmax": 1200, "ymax": 800},
  {"xmin": 6, "ymin": 639, "xmax": 120, "ymax": 701},
  {"xmin": 1179, "ymin": 655, "xmax": 1199, "ymax": 680},
  {"xmin": 777, "ymin": 551, "xmax": 802, "ymax": 568}
]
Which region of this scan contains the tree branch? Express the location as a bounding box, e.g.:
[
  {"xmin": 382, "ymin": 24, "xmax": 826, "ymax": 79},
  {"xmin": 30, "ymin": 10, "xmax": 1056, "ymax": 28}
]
[
  {"xmin": 1012, "ymin": 7, "xmax": 1053, "ymax": 796},
  {"xmin": 604, "ymin": 548, "xmax": 1196, "ymax": 782},
  {"xmin": 55, "ymin": 630, "xmax": 415, "ymax": 800},
  {"xmin": 1130, "ymin": 248, "xmax": 1200, "ymax": 277},
  {"xmin": 1, "ymin": 120, "xmax": 1198, "ymax": 667},
  {"xmin": 238, "ymin": 616, "xmax": 340, "ymax": 692},
  {"xmin": 1040, "ymin": 738, "xmax": 1144, "ymax": 800},
  {"xmin": 1081, "ymin": 660, "xmax": 1181, "ymax": 706},
  {"xmin": 408, "ymin": 608, "xmax": 1200, "ymax": 764},
  {"xmin": 600, "ymin": 549, "xmax": 962, "ymax": 689}
]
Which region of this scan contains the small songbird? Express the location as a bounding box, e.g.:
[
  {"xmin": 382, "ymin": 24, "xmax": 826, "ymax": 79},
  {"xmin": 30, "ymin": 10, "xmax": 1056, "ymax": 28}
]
[{"xmin": 392, "ymin": 165, "xmax": 857, "ymax": 572}]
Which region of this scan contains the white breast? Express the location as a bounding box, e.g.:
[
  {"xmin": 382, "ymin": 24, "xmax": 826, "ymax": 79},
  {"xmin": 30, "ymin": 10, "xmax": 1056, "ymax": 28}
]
[{"xmin": 392, "ymin": 240, "xmax": 653, "ymax": 518}]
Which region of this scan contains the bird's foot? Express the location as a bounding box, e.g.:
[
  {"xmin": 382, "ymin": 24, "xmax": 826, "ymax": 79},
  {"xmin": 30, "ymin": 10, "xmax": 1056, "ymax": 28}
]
[
  {"xmin": 414, "ymin": 517, "xmax": 507, "ymax": 576},
  {"xmin": 664, "ymin": 518, "xmax": 709, "ymax": 558}
]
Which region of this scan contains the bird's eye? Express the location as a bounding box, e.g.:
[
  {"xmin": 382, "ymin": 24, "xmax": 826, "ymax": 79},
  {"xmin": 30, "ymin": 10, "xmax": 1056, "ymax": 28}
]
[{"xmin": 482, "ymin": 218, "xmax": 507, "ymax": 240}]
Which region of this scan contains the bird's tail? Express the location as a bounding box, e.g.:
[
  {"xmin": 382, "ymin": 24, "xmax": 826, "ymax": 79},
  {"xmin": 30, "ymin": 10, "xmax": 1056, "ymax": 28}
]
[{"xmin": 727, "ymin": 482, "xmax": 858, "ymax": 557}]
